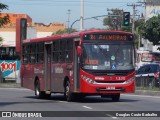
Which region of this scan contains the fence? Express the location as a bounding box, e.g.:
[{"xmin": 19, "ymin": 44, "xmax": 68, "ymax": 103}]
[{"xmin": 135, "ymin": 77, "xmax": 160, "ymax": 90}]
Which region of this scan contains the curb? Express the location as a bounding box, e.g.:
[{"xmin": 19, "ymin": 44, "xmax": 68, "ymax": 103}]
[
  {"xmin": 0, "ymin": 83, "xmax": 21, "ymax": 88},
  {"xmin": 0, "ymin": 83, "xmax": 160, "ymax": 96},
  {"xmin": 135, "ymin": 90, "xmax": 160, "ymax": 96}
]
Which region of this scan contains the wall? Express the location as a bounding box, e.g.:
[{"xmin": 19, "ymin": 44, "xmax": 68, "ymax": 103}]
[
  {"xmin": 0, "ymin": 13, "xmax": 66, "ymax": 46},
  {"xmin": 141, "ymin": 2, "xmax": 160, "ymax": 52},
  {"xmin": 146, "ymin": 5, "xmax": 160, "ymax": 20}
]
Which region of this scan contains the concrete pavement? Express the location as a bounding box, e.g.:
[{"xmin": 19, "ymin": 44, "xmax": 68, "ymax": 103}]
[{"xmin": 0, "ymin": 83, "xmax": 160, "ymax": 96}]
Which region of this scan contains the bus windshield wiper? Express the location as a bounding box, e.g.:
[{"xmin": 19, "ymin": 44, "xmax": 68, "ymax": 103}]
[
  {"xmin": 113, "ymin": 44, "xmax": 122, "ymax": 58},
  {"xmin": 95, "ymin": 43, "xmax": 108, "ymax": 58}
]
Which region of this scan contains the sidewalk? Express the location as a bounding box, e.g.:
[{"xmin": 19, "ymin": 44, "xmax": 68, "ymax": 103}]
[
  {"xmin": 135, "ymin": 90, "xmax": 160, "ymax": 96},
  {"xmin": 0, "ymin": 83, "xmax": 21, "ymax": 88}
]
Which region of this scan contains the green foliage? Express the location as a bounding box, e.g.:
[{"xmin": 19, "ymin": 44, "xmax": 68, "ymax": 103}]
[
  {"xmin": 0, "ymin": 14, "xmax": 10, "ymax": 27},
  {"xmin": 134, "ymin": 19, "xmax": 145, "ymax": 48},
  {"xmin": 52, "ymin": 28, "xmax": 77, "ymax": 35},
  {"xmin": 0, "ymin": 37, "xmax": 3, "ymax": 41},
  {"xmin": 142, "ymin": 15, "xmax": 160, "ymax": 45},
  {"xmin": 0, "ymin": 37, "xmax": 3, "ymax": 46},
  {"xmin": 0, "ymin": 3, "xmax": 10, "ymax": 27},
  {"xmin": 120, "ymin": 26, "xmax": 132, "ymax": 32},
  {"xmin": 135, "ymin": 19, "xmax": 145, "ymax": 35},
  {"xmin": 0, "ymin": 3, "xmax": 8, "ymax": 11},
  {"xmin": 103, "ymin": 9, "xmax": 123, "ymax": 30}
]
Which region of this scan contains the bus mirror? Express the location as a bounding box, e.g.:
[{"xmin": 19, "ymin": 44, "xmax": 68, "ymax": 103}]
[{"xmin": 77, "ymin": 46, "xmax": 82, "ymax": 56}]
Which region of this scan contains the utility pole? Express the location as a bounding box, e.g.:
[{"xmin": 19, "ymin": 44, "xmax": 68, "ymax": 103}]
[
  {"xmin": 67, "ymin": 9, "xmax": 71, "ymax": 29},
  {"xmin": 80, "ymin": 0, "xmax": 84, "ymax": 31},
  {"xmin": 127, "ymin": 3, "xmax": 141, "ymax": 34}
]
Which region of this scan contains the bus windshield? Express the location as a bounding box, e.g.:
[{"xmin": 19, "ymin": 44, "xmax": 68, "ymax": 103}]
[
  {"xmin": 82, "ymin": 43, "xmax": 134, "ymax": 70},
  {"xmin": 0, "ymin": 47, "xmax": 19, "ymax": 60}
]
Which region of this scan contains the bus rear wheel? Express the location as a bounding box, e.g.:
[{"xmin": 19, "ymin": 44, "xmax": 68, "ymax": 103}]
[
  {"xmin": 35, "ymin": 80, "xmax": 51, "ymax": 99},
  {"xmin": 35, "ymin": 80, "xmax": 43, "ymax": 98},
  {"xmin": 64, "ymin": 81, "xmax": 73, "ymax": 102}
]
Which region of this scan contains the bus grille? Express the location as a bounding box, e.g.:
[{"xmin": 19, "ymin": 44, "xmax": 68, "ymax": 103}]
[{"xmin": 95, "ymin": 81, "xmax": 125, "ymax": 84}]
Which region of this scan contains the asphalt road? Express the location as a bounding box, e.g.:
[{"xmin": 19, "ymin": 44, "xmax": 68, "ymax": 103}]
[{"xmin": 0, "ymin": 87, "xmax": 160, "ymax": 120}]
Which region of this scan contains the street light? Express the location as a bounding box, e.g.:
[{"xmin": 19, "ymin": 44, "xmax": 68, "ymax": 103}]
[
  {"xmin": 80, "ymin": 0, "xmax": 84, "ymax": 31},
  {"xmin": 71, "ymin": 15, "xmax": 120, "ymax": 31}
]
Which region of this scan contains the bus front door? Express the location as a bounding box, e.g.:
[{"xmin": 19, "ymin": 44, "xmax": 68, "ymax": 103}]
[
  {"xmin": 44, "ymin": 43, "xmax": 52, "ymax": 92},
  {"xmin": 73, "ymin": 41, "xmax": 80, "ymax": 91}
]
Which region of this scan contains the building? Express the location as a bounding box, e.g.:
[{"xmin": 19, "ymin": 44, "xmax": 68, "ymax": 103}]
[
  {"xmin": 34, "ymin": 22, "xmax": 65, "ymax": 38},
  {"xmin": 145, "ymin": 0, "xmax": 160, "ymax": 20},
  {"xmin": 0, "ymin": 13, "xmax": 65, "ymax": 46},
  {"xmin": 141, "ymin": 0, "xmax": 160, "ymax": 52},
  {"xmin": 0, "ymin": 12, "xmax": 32, "ymax": 27}
]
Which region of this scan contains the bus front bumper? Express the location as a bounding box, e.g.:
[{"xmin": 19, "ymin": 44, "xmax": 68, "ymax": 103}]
[{"xmin": 80, "ymin": 80, "xmax": 135, "ymax": 94}]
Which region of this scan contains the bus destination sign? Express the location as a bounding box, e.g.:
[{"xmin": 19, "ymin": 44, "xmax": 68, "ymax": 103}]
[{"xmin": 83, "ymin": 34, "xmax": 133, "ymax": 41}]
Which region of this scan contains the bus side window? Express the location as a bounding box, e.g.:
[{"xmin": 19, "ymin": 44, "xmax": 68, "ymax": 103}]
[
  {"xmin": 66, "ymin": 39, "xmax": 73, "ymax": 63},
  {"xmin": 59, "ymin": 39, "xmax": 66, "ymax": 63},
  {"xmin": 0, "ymin": 47, "xmax": 6, "ymax": 60},
  {"xmin": 30, "ymin": 44, "xmax": 36, "ymax": 64},
  {"xmin": 36, "ymin": 43, "xmax": 44, "ymax": 63},
  {"xmin": 22, "ymin": 45, "xmax": 27, "ymax": 64},
  {"xmin": 52, "ymin": 41, "xmax": 59, "ymax": 63}
]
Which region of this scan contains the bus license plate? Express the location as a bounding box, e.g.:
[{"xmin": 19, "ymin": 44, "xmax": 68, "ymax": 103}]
[{"xmin": 106, "ymin": 87, "xmax": 115, "ymax": 90}]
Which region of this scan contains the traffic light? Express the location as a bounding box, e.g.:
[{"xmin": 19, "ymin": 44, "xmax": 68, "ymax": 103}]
[{"xmin": 123, "ymin": 12, "xmax": 130, "ymax": 26}]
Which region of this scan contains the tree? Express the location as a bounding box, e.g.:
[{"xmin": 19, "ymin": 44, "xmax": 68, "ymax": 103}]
[
  {"xmin": 52, "ymin": 28, "xmax": 77, "ymax": 35},
  {"xmin": 103, "ymin": 9, "xmax": 123, "ymax": 30},
  {"xmin": 120, "ymin": 25, "xmax": 132, "ymax": 32},
  {"xmin": 134, "ymin": 19, "xmax": 145, "ymax": 48},
  {"xmin": 0, "ymin": 3, "xmax": 10, "ymax": 27},
  {"xmin": 0, "ymin": 37, "xmax": 3, "ymax": 45},
  {"xmin": 0, "ymin": 3, "xmax": 10, "ymax": 43},
  {"xmin": 142, "ymin": 15, "xmax": 160, "ymax": 45},
  {"xmin": 0, "ymin": 37, "xmax": 3, "ymax": 41},
  {"xmin": 135, "ymin": 19, "xmax": 145, "ymax": 33}
]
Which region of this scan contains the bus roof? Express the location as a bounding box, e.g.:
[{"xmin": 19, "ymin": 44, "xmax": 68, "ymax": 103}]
[
  {"xmin": 80, "ymin": 29, "xmax": 133, "ymax": 36},
  {"xmin": 22, "ymin": 30, "xmax": 133, "ymax": 44}
]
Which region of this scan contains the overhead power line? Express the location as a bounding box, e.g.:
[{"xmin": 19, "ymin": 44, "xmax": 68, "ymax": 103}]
[
  {"xmin": 127, "ymin": 3, "xmax": 142, "ymax": 34},
  {"xmin": 2, "ymin": 1, "xmax": 133, "ymax": 7}
]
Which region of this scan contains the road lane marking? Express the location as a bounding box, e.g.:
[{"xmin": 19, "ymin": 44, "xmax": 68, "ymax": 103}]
[
  {"xmin": 112, "ymin": 117, "xmax": 118, "ymax": 119},
  {"xmin": 59, "ymin": 101, "xmax": 68, "ymax": 103},
  {"xmin": 82, "ymin": 106, "xmax": 93, "ymax": 110},
  {"xmin": 106, "ymin": 114, "xmax": 118, "ymax": 119}
]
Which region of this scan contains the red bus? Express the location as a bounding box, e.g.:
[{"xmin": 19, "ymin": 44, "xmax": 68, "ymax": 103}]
[{"xmin": 19, "ymin": 29, "xmax": 135, "ymax": 102}]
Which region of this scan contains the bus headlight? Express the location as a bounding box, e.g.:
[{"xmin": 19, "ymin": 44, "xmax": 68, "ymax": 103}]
[
  {"xmin": 81, "ymin": 75, "xmax": 96, "ymax": 84},
  {"xmin": 124, "ymin": 77, "xmax": 135, "ymax": 84}
]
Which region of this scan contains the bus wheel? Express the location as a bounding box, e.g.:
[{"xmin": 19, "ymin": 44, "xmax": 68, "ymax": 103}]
[
  {"xmin": 35, "ymin": 80, "xmax": 43, "ymax": 99},
  {"xmin": 111, "ymin": 94, "xmax": 120, "ymax": 102},
  {"xmin": 64, "ymin": 81, "xmax": 73, "ymax": 102}
]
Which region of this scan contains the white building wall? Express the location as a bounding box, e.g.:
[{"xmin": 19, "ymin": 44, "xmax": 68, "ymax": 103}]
[
  {"xmin": 27, "ymin": 27, "xmax": 37, "ymax": 39},
  {"xmin": 146, "ymin": 5, "xmax": 160, "ymax": 21},
  {"xmin": 0, "ymin": 27, "xmax": 53, "ymax": 47},
  {"xmin": 141, "ymin": 2, "xmax": 160, "ymax": 52},
  {"xmin": 37, "ymin": 32, "xmax": 52, "ymax": 38},
  {"xmin": 0, "ymin": 32, "xmax": 15, "ymax": 46}
]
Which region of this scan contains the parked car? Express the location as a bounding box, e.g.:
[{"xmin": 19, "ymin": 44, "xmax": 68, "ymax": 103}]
[{"xmin": 136, "ymin": 63, "xmax": 160, "ymax": 88}]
